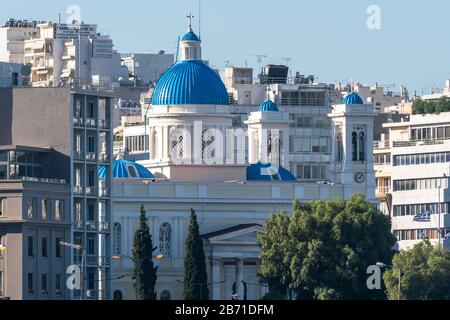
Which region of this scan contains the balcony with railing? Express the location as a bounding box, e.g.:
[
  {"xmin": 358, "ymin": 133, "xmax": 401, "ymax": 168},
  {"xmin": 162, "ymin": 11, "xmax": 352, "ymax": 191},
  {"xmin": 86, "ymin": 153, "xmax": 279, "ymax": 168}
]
[
  {"xmin": 99, "ymin": 187, "xmax": 110, "ymax": 198},
  {"xmin": 85, "ymin": 221, "xmax": 97, "ymax": 231},
  {"xmin": 373, "ymin": 140, "xmax": 390, "ymax": 150},
  {"xmin": 73, "ymin": 151, "xmax": 85, "ymax": 161},
  {"xmin": 392, "ymin": 138, "xmax": 448, "ymax": 148},
  {"xmin": 99, "ymin": 153, "xmax": 109, "ymax": 164},
  {"xmin": 73, "ymin": 186, "xmax": 84, "ymax": 195},
  {"xmin": 99, "ymin": 222, "xmax": 110, "ymax": 233},
  {"xmin": 73, "ymin": 220, "xmax": 84, "ymax": 230},
  {"xmin": 86, "ymin": 152, "xmax": 97, "ymax": 162},
  {"xmin": 85, "ymin": 187, "xmax": 98, "ymax": 197},
  {"xmin": 73, "ymin": 117, "xmax": 84, "ymax": 127},
  {"xmin": 376, "ymin": 187, "xmax": 392, "ymax": 197},
  {"xmin": 98, "ymin": 119, "xmax": 110, "ymax": 130},
  {"xmin": 86, "ymin": 118, "xmax": 97, "ymax": 128}
]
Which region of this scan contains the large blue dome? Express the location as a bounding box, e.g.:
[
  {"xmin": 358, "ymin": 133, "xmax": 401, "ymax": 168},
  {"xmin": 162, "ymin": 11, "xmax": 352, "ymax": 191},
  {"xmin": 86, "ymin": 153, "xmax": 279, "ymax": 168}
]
[
  {"xmin": 343, "ymin": 92, "xmax": 364, "ymax": 105},
  {"xmin": 246, "ymin": 162, "xmax": 296, "ymax": 181},
  {"xmin": 151, "ymin": 60, "xmax": 230, "ymax": 106},
  {"xmin": 99, "ymin": 160, "xmax": 154, "ymax": 179}
]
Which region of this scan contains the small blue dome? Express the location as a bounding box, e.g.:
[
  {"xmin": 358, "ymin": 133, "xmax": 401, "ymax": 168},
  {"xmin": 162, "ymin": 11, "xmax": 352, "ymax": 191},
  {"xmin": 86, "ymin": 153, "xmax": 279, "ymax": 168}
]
[
  {"xmin": 247, "ymin": 162, "xmax": 296, "ymax": 181},
  {"xmin": 181, "ymin": 30, "xmax": 200, "ymax": 42},
  {"xmin": 151, "ymin": 60, "xmax": 229, "ymax": 106},
  {"xmin": 343, "ymin": 92, "xmax": 364, "ymax": 105},
  {"xmin": 259, "ymin": 100, "xmax": 279, "ymax": 112},
  {"xmin": 99, "ymin": 160, "xmax": 154, "ymax": 179}
]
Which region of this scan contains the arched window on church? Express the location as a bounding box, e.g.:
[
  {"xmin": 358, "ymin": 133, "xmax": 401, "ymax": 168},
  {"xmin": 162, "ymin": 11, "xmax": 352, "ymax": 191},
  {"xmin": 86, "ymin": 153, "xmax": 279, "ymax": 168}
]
[
  {"xmin": 113, "ymin": 290, "xmax": 123, "ymax": 300},
  {"xmin": 170, "ymin": 127, "xmax": 184, "ymax": 159},
  {"xmin": 359, "ymin": 132, "xmax": 366, "ymax": 162},
  {"xmin": 159, "ymin": 223, "xmax": 172, "ymax": 257},
  {"xmin": 113, "ymin": 222, "xmax": 122, "ymax": 255},
  {"xmin": 152, "ymin": 130, "xmax": 159, "ymax": 160},
  {"xmin": 352, "ymin": 132, "xmax": 358, "ymax": 161},
  {"xmin": 336, "ymin": 128, "xmax": 343, "ymax": 161},
  {"xmin": 160, "ymin": 290, "xmax": 171, "ymax": 301},
  {"xmin": 202, "ymin": 129, "xmax": 216, "ymax": 160}
]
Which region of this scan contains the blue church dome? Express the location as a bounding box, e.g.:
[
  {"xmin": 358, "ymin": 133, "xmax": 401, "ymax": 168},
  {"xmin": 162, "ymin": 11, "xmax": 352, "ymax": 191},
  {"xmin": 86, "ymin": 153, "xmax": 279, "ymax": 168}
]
[
  {"xmin": 246, "ymin": 162, "xmax": 296, "ymax": 181},
  {"xmin": 181, "ymin": 30, "xmax": 200, "ymax": 42},
  {"xmin": 99, "ymin": 160, "xmax": 154, "ymax": 179},
  {"xmin": 259, "ymin": 100, "xmax": 279, "ymax": 112},
  {"xmin": 343, "ymin": 92, "xmax": 364, "ymax": 105},
  {"xmin": 151, "ymin": 60, "xmax": 230, "ymax": 106}
]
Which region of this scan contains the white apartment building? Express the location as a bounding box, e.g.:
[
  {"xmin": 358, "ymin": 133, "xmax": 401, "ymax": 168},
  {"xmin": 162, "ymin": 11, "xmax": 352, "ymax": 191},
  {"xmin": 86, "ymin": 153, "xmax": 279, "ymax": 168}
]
[
  {"xmin": 337, "ymin": 83, "xmax": 407, "ymax": 113},
  {"xmin": 121, "ymin": 53, "xmax": 174, "ymax": 85},
  {"xmin": 0, "ymin": 19, "xmax": 40, "ymax": 64},
  {"xmin": 375, "ymin": 113, "xmax": 450, "ymax": 251},
  {"xmin": 23, "ymin": 22, "xmax": 127, "ymax": 87}
]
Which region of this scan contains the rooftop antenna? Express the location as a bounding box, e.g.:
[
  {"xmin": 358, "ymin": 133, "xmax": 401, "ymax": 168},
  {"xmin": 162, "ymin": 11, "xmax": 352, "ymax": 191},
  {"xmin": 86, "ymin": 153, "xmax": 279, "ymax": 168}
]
[
  {"xmin": 58, "ymin": 13, "xmax": 61, "ymax": 24},
  {"xmin": 282, "ymin": 57, "xmax": 292, "ymax": 77},
  {"xmin": 253, "ymin": 54, "xmax": 267, "ymax": 74}
]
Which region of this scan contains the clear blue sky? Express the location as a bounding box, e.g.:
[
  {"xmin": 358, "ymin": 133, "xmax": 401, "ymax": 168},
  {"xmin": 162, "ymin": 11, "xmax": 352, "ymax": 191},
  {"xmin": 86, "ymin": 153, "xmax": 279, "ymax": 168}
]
[{"xmin": 2, "ymin": 0, "xmax": 448, "ymax": 94}]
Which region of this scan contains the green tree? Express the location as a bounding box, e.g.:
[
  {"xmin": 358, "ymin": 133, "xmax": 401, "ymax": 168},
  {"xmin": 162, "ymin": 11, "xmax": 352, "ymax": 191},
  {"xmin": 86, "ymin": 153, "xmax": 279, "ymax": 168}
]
[
  {"xmin": 132, "ymin": 205, "xmax": 158, "ymax": 300},
  {"xmin": 384, "ymin": 240, "xmax": 450, "ymax": 300},
  {"xmin": 184, "ymin": 209, "xmax": 209, "ymax": 300},
  {"xmin": 258, "ymin": 194, "xmax": 396, "ymax": 300}
]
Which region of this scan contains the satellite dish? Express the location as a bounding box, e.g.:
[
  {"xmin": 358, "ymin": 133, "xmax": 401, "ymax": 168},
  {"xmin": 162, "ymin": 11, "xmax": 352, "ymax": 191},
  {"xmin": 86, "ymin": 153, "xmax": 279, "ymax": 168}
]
[{"xmin": 21, "ymin": 65, "xmax": 31, "ymax": 77}]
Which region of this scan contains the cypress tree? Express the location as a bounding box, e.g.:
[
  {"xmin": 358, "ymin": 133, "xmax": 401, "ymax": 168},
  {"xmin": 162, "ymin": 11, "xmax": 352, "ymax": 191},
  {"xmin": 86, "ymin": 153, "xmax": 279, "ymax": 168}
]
[
  {"xmin": 184, "ymin": 209, "xmax": 209, "ymax": 300},
  {"xmin": 132, "ymin": 205, "xmax": 158, "ymax": 300}
]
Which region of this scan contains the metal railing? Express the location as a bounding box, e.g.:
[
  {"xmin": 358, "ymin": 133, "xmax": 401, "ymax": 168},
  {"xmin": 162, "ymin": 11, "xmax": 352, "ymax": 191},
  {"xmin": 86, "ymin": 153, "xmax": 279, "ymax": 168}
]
[
  {"xmin": 86, "ymin": 221, "xmax": 97, "ymax": 230},
  {"xmin": 73, "ymin": 117, "xmax": 84, "ymax": 127},
  {"xmin": 376, "ymin": 187, "xmax": 392, "ymax": 195},
  {"xmin": 374, "ymin": 141, "xmax": 390, "ymax": 150},
  {"xmin": 19, "ymin": 176, "xmax": 67, "ymax": 184},
  {"xmin": 392, "ymin": 138, "xmax": 447, "ymax": 148},
  {"xmin": 73, "ymin": 220, "xmax": 84, "ymax": 229},
  {"xmin": 86, "ymin": 152, "xmax": 96, "ymax": 162},
  {"xmin": 98, "ymin": 119, "xmax": 110, "ymax": 130},
  {"xmin": 73, "ymin": 186, "xmax": 84, "ymax": 195},
  {"xmin": 85, "ymin": 187, "xmax": 98, "ymax": 196},
  {"xmin": 86, "ymin": 118, "xmax": 97, "ymax": 128},
  {"xmin": 99, "ymin": 187, "xmax": 110, "ymax": 197},
  {"xmin": 99, "ymin": 153, "xmax": 109, "ymax": 163},
  {"xmin": 73, "ymin": 151, "xmax": 85, "ymax": 161},
  {"xmin": 99, "ymin": 222, "xmax": 110, "ymax": 232}
]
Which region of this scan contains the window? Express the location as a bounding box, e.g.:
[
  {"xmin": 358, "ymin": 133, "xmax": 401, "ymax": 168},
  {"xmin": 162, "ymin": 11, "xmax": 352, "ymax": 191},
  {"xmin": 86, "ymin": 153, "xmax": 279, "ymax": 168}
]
[
  {"xmin": 160, "ymin": 223, "xmax": 172, "ymax": 257},
  {"xmin": 28, "ymin": 236, "xmax": 34, "ymax": 257},
  {"xmin": 160, "ymin": 290, "xmax": 171, "ymax": 301},
  {"xmin": 88, "ymin": 272, "xmax": 95, "ymax": 290},
  {"xmin": 88, "ymin": 136, "xmax": 95, "ymax": 153},
  {"xmin": 0, "ymin": 198, "xmax": 5, "ymax": 217},
  {"xmin": 28, "ymin": 273, "xmax": 34, "ymax": 293},
  {"xmin": 55, "ymin": 200, "xmax": 64, "ymax": 221},
  {"xmin": 55, "ymin": 274, "xmax": 62, "ymax": 295},
  {"xmin": 41, "ymin": 273, "xmax": 48, "ymax": 295},
  {"xmin": 359, "ymin": 132, "xmax": 366, "ymax": 161},
  {"xmin": 352, "ymin": 132, "xmax": 358, "ymax": 161},
  {"xmin": 41, "ymin": 199, "xmax": 49, "ymax": 220},
  {"xmin": 87, "ymin": 238, "xmax": 95, "ymax": 255},
  {"xmin": 113, "ymin": 290, "xmax": 123, "ymax": 300},
  {"xmin": 42, "ymin": 236, "xmax": 48, "ymax": 258},
  {"xmin": 113, "ymin": 223, "xmax": 122, "ymax": 255},
  {"xmin": 56, "ymin": 237, "xmax": 62, "ymax": 258},
  {"xmin": 88, "ymin": 203, "xmax": 95, "ymax": 221},
  {"xmin": 27, "ymin": 198, "xmax": 36, "ymax": 219}
]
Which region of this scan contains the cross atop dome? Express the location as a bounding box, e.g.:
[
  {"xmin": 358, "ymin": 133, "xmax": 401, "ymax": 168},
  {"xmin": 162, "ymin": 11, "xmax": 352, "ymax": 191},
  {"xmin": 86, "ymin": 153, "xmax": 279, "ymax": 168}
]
[{"xmin": 187, "ymin": 13, "xmax": 195, "ymax": 31}]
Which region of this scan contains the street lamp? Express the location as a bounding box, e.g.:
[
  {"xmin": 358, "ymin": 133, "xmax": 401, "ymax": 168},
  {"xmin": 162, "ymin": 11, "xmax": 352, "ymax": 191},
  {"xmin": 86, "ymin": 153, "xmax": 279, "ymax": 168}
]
[
  {"xmin": 0, "ymin": 245, "xmax": 6, "ymax": 251},
  {"xmin": 60, "ymin": 241, "xmax": 85, "ymax": 300},
  {"xmin": 377, "ymin": 262, "xmax": 402, "ymax": 301}
]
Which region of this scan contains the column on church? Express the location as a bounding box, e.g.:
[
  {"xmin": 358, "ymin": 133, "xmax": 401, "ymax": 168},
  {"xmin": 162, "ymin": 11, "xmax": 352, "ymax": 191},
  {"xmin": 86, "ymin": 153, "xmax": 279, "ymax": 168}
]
[
  {"xmin": 212, "ymin": 258, "xmax": 222, "ymax": 300},
  {"xmin": 236, "ymin": 259, "xmax": 244, "ymax": 300}
]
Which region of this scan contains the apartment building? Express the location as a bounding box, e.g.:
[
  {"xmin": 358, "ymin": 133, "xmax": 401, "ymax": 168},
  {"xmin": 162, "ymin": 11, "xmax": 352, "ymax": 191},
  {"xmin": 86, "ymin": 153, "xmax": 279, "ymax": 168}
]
[
  {"xmin": 375, "ymin": 112, "xmax": 450, "ymax": 251},
  {"xmin": 0, "ymin": 146, "xmax": 71, "ymax": 300},
  {"xmin": 0, "ymin": 86, "xmax": 114, "ymax": 299},
  {"xmin": 0, "ymin": 19, "xmax": 41, "ymax": 64},
  {"xmin": 23, "ymin": 22, "xmax": 127, "ymax": 87},
  {"xmin": 121, "ymin": 53, "xmax": 174, "ymax": 85}
]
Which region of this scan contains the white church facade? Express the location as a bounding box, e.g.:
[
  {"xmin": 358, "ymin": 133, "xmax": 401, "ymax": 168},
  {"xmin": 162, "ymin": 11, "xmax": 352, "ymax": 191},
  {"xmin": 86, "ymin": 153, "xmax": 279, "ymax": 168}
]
[{"xmin": 107, "ymin": 23, "xmax": 377, "ymax": 300}]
